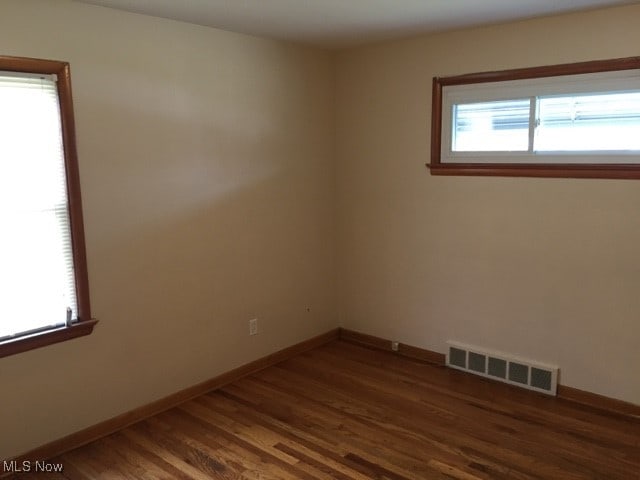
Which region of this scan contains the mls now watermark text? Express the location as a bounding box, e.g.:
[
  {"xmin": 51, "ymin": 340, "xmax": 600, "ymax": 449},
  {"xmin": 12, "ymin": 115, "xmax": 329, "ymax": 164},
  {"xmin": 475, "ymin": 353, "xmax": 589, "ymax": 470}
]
[{"xmin": 3, "ymin": 460, "xmax": 64, "ymax": 473}]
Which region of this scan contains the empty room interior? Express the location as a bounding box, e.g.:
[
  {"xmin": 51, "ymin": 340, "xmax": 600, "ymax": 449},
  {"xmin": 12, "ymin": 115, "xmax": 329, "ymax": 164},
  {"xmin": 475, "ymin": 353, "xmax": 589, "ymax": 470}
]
[{"xmin": 1, "ymin": 0, "xmax": 639, "ymax": 478}]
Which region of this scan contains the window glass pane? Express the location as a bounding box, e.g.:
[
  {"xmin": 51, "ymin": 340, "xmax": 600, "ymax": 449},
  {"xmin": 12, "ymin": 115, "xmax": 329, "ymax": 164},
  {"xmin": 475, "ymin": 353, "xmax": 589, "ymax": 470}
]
[
  {"xmin": 0, "ymin": 74, "xmax": 77, "ymax": 340},
  {"xmin": 452, "ymin": 99, "xmax": 530, "ymax": 152},
  {"xmin": 535, "ymin": 92, "xmax": 640, "ymax": 151}
]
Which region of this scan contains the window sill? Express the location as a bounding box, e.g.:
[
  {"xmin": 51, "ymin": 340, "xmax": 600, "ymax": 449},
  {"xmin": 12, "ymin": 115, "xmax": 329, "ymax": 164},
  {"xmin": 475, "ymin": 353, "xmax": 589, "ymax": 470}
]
[
  {"xmin": 427, "ymin": 163, "xmax": 640, "ymax": 179},
  {"xmin": 0, "ymin": 319, "xmax": 98, "ymax": 358}
]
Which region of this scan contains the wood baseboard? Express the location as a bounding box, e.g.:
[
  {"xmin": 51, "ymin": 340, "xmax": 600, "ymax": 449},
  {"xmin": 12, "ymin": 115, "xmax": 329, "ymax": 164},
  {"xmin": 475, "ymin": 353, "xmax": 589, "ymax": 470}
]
[
  {"xmin": 339, "ymin": 328, "xmax": 446, "ymax": 365},
  {"xmin": 557, "ymin": 384, "xmax": 640, "ymax": 418},
  {"xmin": 8, "ymin": 328, "xmax": 340, "ymax": 467}
]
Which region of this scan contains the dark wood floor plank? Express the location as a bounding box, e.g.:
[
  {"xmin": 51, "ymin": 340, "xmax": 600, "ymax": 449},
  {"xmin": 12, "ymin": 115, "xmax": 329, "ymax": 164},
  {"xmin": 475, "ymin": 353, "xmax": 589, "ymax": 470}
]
[
  {"xmin": 130, "ymin": 418, "xmax": 244, "ymax": 479},
  {"xmin": 119, "ymin": 427, "xmax": 233, "ymax": 480},
  {"xmin": 63, "ymin": 438, "xmax": 147, "ymax": 480},
  {"xmin": 49, "ymin": 460, "xmax": 90, "ymax": 480},
  {"xmin": 10, "ymin": 340, "xmax": 638, "ymax": 480}
]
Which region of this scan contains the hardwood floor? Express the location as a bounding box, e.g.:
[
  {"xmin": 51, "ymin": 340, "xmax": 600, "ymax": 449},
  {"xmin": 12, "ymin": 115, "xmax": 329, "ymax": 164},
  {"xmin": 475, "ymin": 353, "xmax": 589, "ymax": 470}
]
[{"xmin": 10, "ymin": 340, "xmax": 640, "ymax": 479}]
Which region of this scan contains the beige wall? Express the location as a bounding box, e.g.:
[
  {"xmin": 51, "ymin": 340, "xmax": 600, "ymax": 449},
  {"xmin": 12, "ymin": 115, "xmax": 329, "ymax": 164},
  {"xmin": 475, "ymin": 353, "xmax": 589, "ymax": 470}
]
[
  {"xmin": 336, "ymin": 4, "xmax": 640, "ymax": 405},
  {"xmin": 0, "ymin": 0, "xmax": 335, "ymax": 459}
]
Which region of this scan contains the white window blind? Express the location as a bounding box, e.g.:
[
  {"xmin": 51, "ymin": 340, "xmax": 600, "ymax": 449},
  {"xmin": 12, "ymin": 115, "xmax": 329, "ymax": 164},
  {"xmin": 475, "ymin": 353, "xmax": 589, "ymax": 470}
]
[
  {"xmin": 0, "ymin": 72, "xmax": 78, "ymax": 341},
  {"xmin": 536, "ymin": 92, "xmax": 640, "ymax": 152},
  {"xmin": 453, "ymin": 99, "xmax": 531, "ymax": 152}
]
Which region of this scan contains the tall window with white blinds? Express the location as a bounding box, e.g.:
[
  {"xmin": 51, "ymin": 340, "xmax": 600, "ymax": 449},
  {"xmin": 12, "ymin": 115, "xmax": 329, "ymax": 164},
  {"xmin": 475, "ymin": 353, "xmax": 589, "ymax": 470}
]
[
  {"xmin": 0, "ymin": 56, "xmax": 95, "ymax": 358},
  {"xmin": 0, "ymin": 73, "xmax": 78, "ymax": 341}
]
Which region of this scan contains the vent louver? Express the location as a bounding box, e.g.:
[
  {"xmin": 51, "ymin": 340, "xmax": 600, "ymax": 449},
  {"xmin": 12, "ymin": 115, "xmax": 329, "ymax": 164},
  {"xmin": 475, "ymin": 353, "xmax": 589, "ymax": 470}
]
[
  {"xmin": 449, "ymin": 347, "xmax": 466, "ymax": 369},
  {"xmin": 446, "ymin": 341, "xmax": 558, "ymax": 396},
  {"xmin": 468, "ymin": 352, "xmax": 486, "ymax": 373},
  {"xmin": 488, "ymin": 357, "xmax": 507, "ymax": 379}
]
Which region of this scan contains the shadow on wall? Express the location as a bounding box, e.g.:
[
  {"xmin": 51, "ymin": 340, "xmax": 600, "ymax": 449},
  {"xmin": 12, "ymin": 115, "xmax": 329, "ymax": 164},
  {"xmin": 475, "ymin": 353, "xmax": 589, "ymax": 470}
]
[{"xmin": 82, "ymin": 96, "xmax": 334, "ymax": 382}]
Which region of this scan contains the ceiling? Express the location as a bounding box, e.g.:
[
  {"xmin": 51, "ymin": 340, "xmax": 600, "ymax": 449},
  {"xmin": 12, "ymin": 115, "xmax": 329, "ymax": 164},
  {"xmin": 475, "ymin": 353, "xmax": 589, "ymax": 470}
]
[{"xmin": 75, "ymin": 0, "xmax": 638, "ymax": 48}]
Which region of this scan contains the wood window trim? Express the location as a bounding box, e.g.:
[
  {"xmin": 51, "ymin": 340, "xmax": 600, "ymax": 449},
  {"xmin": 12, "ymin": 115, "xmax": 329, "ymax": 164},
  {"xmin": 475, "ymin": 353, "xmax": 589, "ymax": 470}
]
[
  {"xmin": 0, "ymin": 55, "xmax": 97, "ymax": 358},
  {"xmin": 428, "ymin": 56, "xmax": 640, "ymax": 179}
]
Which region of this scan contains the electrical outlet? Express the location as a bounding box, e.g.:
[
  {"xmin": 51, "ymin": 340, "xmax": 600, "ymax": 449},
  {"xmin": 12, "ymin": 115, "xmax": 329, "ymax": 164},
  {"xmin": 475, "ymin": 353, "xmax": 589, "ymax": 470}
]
[
  {"xmin": 249, "ymin": 318, "xmax": 258, "ymax": 336},
  {"xmin": 391, "ymin": 341, "xmax": 399, "ymax": 351}
]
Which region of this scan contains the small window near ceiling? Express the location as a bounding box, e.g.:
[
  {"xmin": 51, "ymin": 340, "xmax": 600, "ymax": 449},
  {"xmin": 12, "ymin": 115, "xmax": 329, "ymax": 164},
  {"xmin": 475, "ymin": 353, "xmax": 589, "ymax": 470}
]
[
  {"xmin": 429, "ymin": 57, "xmax": 640, "ymax": 178},
  {"xmin": 0, "ymin": 55, "xmax": 96, "ymax": 358}
]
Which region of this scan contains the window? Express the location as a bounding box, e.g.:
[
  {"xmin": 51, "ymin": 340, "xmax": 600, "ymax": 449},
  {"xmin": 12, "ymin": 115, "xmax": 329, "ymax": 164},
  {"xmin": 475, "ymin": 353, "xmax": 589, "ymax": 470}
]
[
  {"xmin": 0, "ymin": 56, "xmax": 96, "ymax": 358},
  {"xmin": 430, "ymin": 57, "xmax": 640, "ymax": 178}
]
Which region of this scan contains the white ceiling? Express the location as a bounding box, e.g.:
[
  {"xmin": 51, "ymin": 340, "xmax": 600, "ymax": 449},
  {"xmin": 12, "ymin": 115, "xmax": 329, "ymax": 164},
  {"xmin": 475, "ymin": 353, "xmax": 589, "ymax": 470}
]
[{"xmin": 75, "ymin": 0, "xmax": 638, "ymax": 48}]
